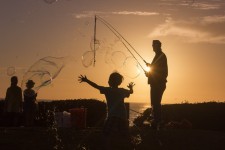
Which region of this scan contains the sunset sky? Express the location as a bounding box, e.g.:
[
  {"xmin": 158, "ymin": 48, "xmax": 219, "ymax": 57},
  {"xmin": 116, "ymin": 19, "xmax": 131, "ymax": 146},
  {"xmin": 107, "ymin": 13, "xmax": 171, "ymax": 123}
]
[{"xmin": 0, "ymin": 0, "xmax": 225, "ymax": 104}]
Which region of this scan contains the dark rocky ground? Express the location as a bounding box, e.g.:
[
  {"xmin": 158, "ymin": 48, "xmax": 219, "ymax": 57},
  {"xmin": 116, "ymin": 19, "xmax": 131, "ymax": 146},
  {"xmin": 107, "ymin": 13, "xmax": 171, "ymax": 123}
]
[
  {"xmin": 1, "ymin": 101, "xmax": 225, "ymax": 149},
  {"xmin": 0, "ymin": 127, "xmax": 225, "ymax": 150}
]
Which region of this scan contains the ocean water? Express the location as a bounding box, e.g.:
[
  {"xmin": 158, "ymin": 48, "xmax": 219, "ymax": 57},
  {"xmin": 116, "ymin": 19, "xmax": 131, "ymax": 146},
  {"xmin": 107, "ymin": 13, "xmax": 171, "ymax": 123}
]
[{"xmin": 129, "ymin": 102, "xmax": 149, "ymax": 126}]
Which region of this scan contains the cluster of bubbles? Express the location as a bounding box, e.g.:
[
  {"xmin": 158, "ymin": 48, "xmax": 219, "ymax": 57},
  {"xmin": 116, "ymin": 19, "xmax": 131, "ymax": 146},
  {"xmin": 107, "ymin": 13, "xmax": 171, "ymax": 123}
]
[
  {"xmin": 81, "ymin": 38, "xmax": 100, "ymax": 67},
  {"xmin": 21, "ymin": 56, "xmax": 65, "ymax": 93},
  {"xmin": 82, "ymin": 38, "xmax": 141, "ymax": 79}
]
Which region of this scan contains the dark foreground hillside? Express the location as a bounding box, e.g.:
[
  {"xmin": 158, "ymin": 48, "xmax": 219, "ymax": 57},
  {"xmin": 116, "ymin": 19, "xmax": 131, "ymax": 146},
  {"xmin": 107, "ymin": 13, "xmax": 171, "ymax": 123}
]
[
  {"xmin": 0, "ymin": 127, "xmax": 225, "ymax": 150},
  {"xmin": 134, "ymin": 102, "xmax": 225, "ymax": 131},
  {"xmin": 1, "ymin": 100, "xmax": 225, "ymax": 149}
]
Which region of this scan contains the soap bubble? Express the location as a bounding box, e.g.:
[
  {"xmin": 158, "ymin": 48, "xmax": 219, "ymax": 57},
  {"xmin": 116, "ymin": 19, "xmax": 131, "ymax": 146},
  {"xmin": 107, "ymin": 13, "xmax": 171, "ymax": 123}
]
[
  {"xmin": 122, "ymin": 57, "xmax": 141, "ymax": 79},
  {"xmin": 110, "ymin": 51, "xmax": 126, "ymax": 68},
  {"xmin": 82, "ymin": 51, "xmax": 94, "ymax": 68},
  {"xmin": 22, "ymin": 56, "xmax": 65, "ymax": 92},
  {"xmin": 7, "ymin": 66, "xmax": 16, "ymax": 76},
  {"xmin": 90, "ymin": 39, "xmax": 100, "ymax": 51}
]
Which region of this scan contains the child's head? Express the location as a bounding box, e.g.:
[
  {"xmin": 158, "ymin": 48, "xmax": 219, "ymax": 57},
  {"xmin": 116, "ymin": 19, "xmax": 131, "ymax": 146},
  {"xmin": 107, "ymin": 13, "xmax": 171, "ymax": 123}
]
[
  {"xmin": 26, "ymin": 80, "xmax": 35, "ymax": 89},
  {"xmin": 11, "ymin": 76, "xmax": 18, "ymax": 86},
  {"xmin": 108, "ymin": 72, "xmax": 123, "ymax": 87}
]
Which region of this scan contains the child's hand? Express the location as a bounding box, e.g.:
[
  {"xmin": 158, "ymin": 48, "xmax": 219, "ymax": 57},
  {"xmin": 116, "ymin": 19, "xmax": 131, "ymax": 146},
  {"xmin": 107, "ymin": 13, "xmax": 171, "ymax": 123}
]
[
  {"xmin": 127, "ymin": 82, "xmax": 135, "ymax": 89},
  {"xmin": 78, "ymin": 75, "xmax": 88, "ymax": 83}
]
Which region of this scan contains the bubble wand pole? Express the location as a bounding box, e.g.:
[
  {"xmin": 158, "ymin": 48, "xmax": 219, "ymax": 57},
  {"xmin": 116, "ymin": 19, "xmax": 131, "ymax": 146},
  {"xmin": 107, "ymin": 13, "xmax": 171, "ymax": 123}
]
[{"xmin": 93, "ymin": 15, "xmax": 97, "ymax": 66}]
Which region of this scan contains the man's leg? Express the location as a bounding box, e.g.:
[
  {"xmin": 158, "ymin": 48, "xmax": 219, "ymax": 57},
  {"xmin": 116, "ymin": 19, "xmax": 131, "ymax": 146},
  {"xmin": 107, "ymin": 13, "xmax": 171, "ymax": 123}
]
[{"xmin": 150, "ymin": 85, "xmax": 166, "ymax": 128}]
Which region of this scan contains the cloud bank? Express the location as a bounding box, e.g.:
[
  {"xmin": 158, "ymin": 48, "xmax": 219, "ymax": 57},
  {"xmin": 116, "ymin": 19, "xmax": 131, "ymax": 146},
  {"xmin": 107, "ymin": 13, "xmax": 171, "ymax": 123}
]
[
  {"xmin": 148, "ymin": 17, "xmax": 225, "ymax": 44},
  {"xmin": 74, "ymin": 11, "xmax": 159, "ymax": 19}
]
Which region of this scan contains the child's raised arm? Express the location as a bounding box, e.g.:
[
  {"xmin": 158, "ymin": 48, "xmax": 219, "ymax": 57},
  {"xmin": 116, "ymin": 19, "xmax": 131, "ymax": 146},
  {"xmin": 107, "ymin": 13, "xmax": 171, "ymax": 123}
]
[
  {"xmin": 127, "ymin": 82, "xmax": 135, "ymax": 94},
  {"xmin": 78, "ymin": 75, "xmax": 101, "ymax": 90}
]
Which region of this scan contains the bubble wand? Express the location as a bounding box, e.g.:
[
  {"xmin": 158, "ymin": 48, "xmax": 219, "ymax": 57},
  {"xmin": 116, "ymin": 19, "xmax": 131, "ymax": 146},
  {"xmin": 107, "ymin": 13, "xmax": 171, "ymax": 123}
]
[{"xmin": 94, "ymin": 15, "xmax": 149, "ymax": 72}]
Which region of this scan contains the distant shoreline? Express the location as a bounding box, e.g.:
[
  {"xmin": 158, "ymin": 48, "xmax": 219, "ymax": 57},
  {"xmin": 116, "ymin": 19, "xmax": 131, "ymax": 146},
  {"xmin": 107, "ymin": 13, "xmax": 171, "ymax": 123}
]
[{"xmin": 0, "ymin": 98, "xmax": 224, "ymax": 104}]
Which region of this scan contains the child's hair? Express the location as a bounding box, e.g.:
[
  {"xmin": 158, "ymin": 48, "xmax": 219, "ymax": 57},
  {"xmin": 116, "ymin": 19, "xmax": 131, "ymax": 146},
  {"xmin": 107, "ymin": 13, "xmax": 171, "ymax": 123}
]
[{"xmin": 108, "ymin": 72, "xmax": 124, "ymax": 87}]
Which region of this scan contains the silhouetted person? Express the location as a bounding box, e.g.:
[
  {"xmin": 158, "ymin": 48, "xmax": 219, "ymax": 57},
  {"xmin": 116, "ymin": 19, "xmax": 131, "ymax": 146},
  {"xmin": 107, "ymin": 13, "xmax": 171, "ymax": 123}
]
[
  {"xmin": 4, "ymin": 76, "xmax": 23, "ymax": 126},
  {"xmin": 23, "ymin": 80, "xmax": 38, "ymax": 127},
  {"xmin": 145, "ymin": 40, "xmax": 168, "ymax": 129},
  {"xmin": 78, "ymin": 72, "xmax": 135, "ymax": 150}
]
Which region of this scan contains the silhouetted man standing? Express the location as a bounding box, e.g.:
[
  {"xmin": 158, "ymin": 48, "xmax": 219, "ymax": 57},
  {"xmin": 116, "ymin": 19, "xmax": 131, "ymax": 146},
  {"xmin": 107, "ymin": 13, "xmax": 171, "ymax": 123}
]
[{"xmin": 145, "ymin": 40, "xmax": 168, "ymax": 129}]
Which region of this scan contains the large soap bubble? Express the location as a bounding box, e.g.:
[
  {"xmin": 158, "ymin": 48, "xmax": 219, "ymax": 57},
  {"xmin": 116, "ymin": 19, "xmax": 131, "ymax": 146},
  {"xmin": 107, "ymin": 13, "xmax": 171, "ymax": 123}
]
[
  {"xmin": 82, "ymin": 51, "xmax": 94, "ymax": 68},
  {"xmin": 21, "ymin": 56, "xmax": 65, "ymax": 92},
  {"xmin": 7, "ymin": 66, "xmax": 16, "ymax": 76},
  {"xmin": 111, "ymin": 51, "xmax": 126, "ymax": 69},
  {"xmin": 122, "ymin": 57, "xmax": 141, "ymax": 79}
]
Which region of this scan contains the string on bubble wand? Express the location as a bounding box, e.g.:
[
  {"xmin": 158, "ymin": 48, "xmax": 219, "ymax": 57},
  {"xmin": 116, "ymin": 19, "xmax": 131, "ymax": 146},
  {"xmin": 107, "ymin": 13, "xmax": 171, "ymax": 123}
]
[
  {"xmin": 96, "ymin": 15, "xmax": 147, "ymax": 64},
  {"xmin": 93, "ymin": 15, "xmax": 148, "ymax": 72}
]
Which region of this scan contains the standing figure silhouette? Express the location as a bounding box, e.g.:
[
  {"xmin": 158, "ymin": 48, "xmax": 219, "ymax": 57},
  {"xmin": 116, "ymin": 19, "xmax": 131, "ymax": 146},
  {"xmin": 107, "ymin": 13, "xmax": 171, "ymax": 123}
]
[
  {"xmin": 4, "ymin": 76, "xmax": 23, "ymax": 126},
  {"xmin": 23, "ymin": 80, "xmax": 38, "ymax": 127},
  {"xmin": 145, "ymin": 40, "xmax": 168, "ymax": 129},
  {"xmin": 78, "ymin": 72, "xmax": 135, "ymax": 149}
]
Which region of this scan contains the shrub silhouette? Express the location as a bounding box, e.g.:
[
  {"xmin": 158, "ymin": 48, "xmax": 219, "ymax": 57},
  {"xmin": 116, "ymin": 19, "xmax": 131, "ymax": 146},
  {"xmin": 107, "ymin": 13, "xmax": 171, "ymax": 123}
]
[
  {"xmin": 0, "ymin": 99, "xmax": 106, "ymax": 127},
  {"xmin": 133, "ymin": 102, "xmax": 225, "ymax": 131}
]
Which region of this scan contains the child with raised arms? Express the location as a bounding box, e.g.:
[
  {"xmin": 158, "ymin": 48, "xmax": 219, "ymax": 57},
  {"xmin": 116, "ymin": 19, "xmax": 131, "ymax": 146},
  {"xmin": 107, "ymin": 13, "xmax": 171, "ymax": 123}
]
[{"xmin": 78, "ymin": 72, "xmax": 135, "ymax": 149}]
